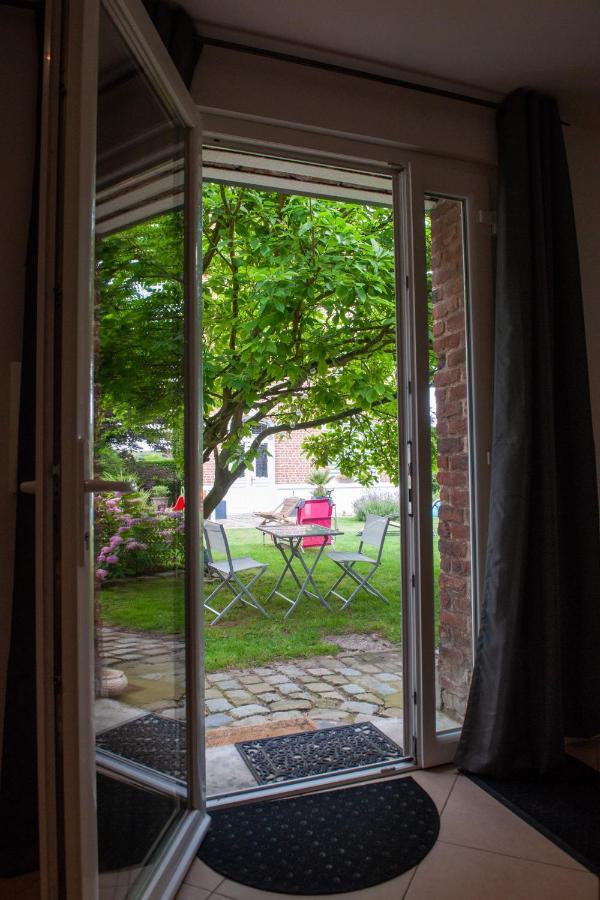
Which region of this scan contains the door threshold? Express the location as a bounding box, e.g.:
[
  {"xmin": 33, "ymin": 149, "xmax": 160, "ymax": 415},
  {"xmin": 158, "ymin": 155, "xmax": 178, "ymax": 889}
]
[{"xmin": 207, "ymin": 756, "xmax": 417, "ymax": 809}]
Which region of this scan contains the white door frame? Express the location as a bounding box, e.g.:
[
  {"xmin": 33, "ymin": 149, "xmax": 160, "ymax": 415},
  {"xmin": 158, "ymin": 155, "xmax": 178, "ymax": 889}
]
[
  {"xmin": 199, "ymin": 138, "xmax": 494, "ymax": 779},
  {"xmin": 36, "ymin": 0, "xmax": 208, "ymax": 897},
  {"xmin": 405, "ymin": 158, "xmax": 495, "ymax": 766}
]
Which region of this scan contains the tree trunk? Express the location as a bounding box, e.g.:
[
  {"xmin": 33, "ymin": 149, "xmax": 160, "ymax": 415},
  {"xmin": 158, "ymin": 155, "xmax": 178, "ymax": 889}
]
[{"xmin": 203, "ymin": 456, "xmax": 243, "ymax": 518}]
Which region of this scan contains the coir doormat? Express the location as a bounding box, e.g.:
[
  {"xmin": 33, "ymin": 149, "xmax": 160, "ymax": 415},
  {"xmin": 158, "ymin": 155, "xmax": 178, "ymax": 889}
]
[
  {"xmin": 466, "ymin": 755, "xmax": 600, "ymax": 874},
  {"xmin": 236, "ymin": 721, "xmax": 404, "ymax": 784},
  {"xmin": 198, "ymin": 777, "xmax": 439, "ymax": 894}
]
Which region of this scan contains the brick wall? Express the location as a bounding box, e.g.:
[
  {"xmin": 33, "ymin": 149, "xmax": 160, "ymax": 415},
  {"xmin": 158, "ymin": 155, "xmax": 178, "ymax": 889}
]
[
  {"xmin": 203, "ymin": 429, "xmax": 315, "ymax": 487},
  {"xmin": 203, "ymin": 455, "xmax": 215, "ymax": 485},
  {"xmin": 430, "ymin": 198, "xmax": 472, "ymax": 721},
  {"xmin": 274, "ymin": 429, "xmax": 315, "ymax": 483}
]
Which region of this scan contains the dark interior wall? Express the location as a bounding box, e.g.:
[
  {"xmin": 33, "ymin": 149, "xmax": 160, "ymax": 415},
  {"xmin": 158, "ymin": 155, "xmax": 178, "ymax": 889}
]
[
  {"xmin": 0, "ymin": 6, "xmax": 39, "ymax": 769},
  {"xmin": 564, "ymin": 122, "xmax": 600, "ymax": 504}
]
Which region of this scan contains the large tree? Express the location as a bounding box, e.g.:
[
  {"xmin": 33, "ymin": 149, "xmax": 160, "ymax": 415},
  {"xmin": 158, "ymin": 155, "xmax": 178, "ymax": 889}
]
[{"xmin": 96, "ymin": 183, "xmax": 399, "ymax": 515}]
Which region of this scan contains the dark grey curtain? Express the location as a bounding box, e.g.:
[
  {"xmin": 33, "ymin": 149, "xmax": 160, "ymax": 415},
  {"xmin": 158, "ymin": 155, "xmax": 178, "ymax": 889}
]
[
  {"xmin": 143, "ymin": 0, "xmax": 203, "ymax": 87},
  {"xmin": 455, "ymin": 89, "xmax": 600, "ymax": 777},
  {"xmin": 0, "ymin": 8, "xmax": 43, "ymax": 877}
]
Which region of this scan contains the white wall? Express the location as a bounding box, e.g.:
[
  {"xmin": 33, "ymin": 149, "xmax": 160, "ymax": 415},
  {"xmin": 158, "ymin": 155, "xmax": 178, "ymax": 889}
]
[
  {"xmin": 192, "ymin": 45, "xmax": 497, "ymax": 165},
  {"xmin": 211, "ymin": 480, "xmax": 395, "ymax": 518},
  {"xmin": 0, "ymin": 7, "xmax": 38, "ymax": 762}
]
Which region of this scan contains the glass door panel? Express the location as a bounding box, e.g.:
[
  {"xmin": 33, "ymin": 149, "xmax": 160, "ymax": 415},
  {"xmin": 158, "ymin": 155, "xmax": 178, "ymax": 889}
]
[
  {"xmin": 198, "ymin": 164, "xmax": 411, "ymax": 797},
  {"xmin": 91, "ymin": 6, "xmax": 197, "ymax": 894},
  {"xmin": 409, "ymin": 166, "xmax": 494, "ymax": 767},
  {"xmin": 425, "ymin": 196, "xmax": 475, "ymax": 735}
]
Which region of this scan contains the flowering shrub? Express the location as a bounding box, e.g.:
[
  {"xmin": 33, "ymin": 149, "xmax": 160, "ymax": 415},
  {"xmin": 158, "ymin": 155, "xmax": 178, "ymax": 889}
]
[{"xmin": 94, "ymin": 491, "xmax": 185, "ymax": 582}]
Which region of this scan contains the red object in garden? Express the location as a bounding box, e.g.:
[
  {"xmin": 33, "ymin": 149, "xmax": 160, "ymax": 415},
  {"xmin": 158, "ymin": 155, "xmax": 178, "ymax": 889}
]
[
  {"xmin": 296, "ymin": 498, "xmax": 335, "ymax": 547},
  {"xmin": 172, "ymin": 494, "xmax": 185, "ymax": 511}
]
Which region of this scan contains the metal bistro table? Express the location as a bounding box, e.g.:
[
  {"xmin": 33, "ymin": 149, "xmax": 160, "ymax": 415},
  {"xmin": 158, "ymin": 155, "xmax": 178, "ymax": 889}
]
[{"xmin": 258, "ymin": 523, "xmax": 343, "ymax": 618}]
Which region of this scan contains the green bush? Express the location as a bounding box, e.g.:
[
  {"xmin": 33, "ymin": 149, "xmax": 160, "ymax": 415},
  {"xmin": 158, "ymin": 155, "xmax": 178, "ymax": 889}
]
[
  {"xmin": 94, "ymin": 491, "xmax": 185, "ymax": 581},
  {"xmin": 131, "ymin": 457, "xmax": 180, "ymax": 501},
  {"xmin": 352, "ymin": 490, "xmax": 400, "ymax": 522}
]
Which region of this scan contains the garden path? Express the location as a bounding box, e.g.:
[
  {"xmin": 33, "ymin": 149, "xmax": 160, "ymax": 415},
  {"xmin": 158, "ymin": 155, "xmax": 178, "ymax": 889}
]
[{"xmin": 99, "ymin": 626, "xmax": 458, "ymax": 734}]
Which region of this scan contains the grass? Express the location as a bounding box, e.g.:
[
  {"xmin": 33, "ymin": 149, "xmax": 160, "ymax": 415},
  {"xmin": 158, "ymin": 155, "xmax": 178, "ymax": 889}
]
[{"xmin": 100, "ymin": 517, "xmax": 441, "ymax": 671}]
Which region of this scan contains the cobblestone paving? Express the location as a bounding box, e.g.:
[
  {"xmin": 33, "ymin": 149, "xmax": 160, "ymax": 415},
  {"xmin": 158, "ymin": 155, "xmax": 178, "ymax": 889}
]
[{"xmin": 99, "ymin": 627, "xmax": 404, "ymax": 728}]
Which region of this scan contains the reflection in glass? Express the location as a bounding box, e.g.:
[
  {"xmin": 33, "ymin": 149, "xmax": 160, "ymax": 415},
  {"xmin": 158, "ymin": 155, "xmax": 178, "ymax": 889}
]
[{"xmin": 92, "ymin": 8, "xmax": 188, "ymax": 892}]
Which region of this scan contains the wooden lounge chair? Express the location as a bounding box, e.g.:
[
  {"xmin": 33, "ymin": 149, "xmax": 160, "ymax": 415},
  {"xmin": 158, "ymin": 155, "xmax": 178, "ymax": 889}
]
[{"xmin": 255, "ymin": 496, "xmax": 300, "ymax": 526}]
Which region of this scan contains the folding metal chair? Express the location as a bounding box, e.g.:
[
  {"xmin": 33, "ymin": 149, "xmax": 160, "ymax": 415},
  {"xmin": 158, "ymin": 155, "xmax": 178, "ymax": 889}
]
[
  {"xmin": 325, "ymin": 514, "xmax": 390, "ymax": 609},
  {"xmin": 204, "ymin": 522, "xmax": 269, "ymax": 625}
]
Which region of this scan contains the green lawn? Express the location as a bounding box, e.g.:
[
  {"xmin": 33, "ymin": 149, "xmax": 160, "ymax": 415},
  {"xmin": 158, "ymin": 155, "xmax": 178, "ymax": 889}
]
[{"xmin": 100, "ymin": 517, "xmax": 440, "ymax": 671}]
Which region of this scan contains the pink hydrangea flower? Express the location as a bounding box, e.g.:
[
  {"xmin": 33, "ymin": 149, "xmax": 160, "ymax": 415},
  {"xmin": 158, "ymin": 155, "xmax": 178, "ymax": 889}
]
[
  {"xmin": 126, "ymin": 541, "xmax": 147, "ymax": 551},
  {"xmin": 106, "ymin": 555, "xmax": 119, "ymax": 565},
  {"xmin": 96, "ymin": 568, "xmax": 108, "ymax": 581}
]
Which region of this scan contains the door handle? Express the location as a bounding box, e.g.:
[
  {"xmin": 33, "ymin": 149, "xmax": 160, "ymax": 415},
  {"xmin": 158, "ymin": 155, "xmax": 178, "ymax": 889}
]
[{"xmin": 83, "ymin": 479, "xmax": 133, "ymax": 493}]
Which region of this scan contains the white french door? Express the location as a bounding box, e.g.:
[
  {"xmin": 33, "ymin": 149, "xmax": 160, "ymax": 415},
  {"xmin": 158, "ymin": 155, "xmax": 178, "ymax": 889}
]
[
  {"xmin": 35, "ymin": 5, "xmax": 494, "ymax": 887},
  {"xmin": 36, "ymin": 1, "xmax": 207, "ymax": 898},
  {"xmin": 400, "ymin": 159, "xmax": 495, "ymax": 767}
]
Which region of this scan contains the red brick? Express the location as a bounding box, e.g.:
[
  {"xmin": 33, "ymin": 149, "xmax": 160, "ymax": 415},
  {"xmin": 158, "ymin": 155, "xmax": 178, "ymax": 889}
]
[
  {"xmin": 447, "ymin": 347, "xmax": 466, "ymax": 367},
  {"xmin": 451, "ymin": 558, "xmax": 472, "ymax": 576},
  {"xmin": 436, "ymin": 400, "xmax": 462, "ymax": 419},
  {"xmin": 444, "ymin": 311, "xmax": 467, "ymax": 334},
  {"xmin": 434, "ymin": 366, "xmax": 462, "ymax": 388},
  {"xmin": 448, "ymin": 417, "xmax": 468, "ymax": 436},
  {"xmin": 447, "ymin": 382, "xmax": 467, "ymax": 401},
  {"xmin": 434, "ymin": 332, "xmax": 461, "ymax": 353},
  {"xmin": 450, "ymin": 453, "xmax": 469, "ymax": 471},
  {"xmin": 437, "ymin": 470, "xmax": 467, "ymax": 487},
  {"xmin": 439, "ymin": 505, "xmax": 463, "ymax": 523},
  {"xmin": 432, "ymin": 297, "xmax": 458, "ymax": 319},
  {"xmin": 437, "ymin": 437, "xmax": 462, "ymax": 455},
  {"xmin": 451, "ymin": 489, "xmax": 470, "ymax": 508},
  {"xmin": 439, "ymin": 538, "xmax": 468, "ymax": 558}
]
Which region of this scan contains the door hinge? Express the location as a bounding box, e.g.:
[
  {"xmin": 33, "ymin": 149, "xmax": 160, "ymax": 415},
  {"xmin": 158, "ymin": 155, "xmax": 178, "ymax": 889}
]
[
  {"xmin": 411, "ymin": 573, "xmax": 415, "ymax": 588},
  {"xmin": 412, "ymin": 735, "xmax": 418, "ymax": 760},
  {"xmin": 413, "ymin": 690, "xmax": 417, "ymax": 705},
  {"xmin": 406, "ymin": 440, "xmax": 413, "ymax": 517}
]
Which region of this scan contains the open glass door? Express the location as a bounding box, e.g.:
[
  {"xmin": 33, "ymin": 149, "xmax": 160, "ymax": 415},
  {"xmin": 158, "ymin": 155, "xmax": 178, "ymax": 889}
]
[
  {"xmin": 404, "ymin": 162, "xmax": 494, "ymax": 767},
  {"xmin": 38, "ymin": 1, "xmax": 206, "ymax": 896},
  {"xmin": 195, "ymin": 153, "xmax": 414, "ymax": 800}
]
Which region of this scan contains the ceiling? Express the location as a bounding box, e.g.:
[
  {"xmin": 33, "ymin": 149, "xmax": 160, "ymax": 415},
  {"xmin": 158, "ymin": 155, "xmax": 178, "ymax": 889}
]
[{"xmin": 180, "ymin": 0, "xmax": 600, "ymax": 118}]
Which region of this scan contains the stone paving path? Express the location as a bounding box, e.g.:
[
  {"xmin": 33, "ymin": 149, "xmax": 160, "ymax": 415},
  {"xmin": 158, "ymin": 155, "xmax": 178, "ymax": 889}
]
[
  {"xmin": 99, "ymin": 627, "xmax": 403, "ymax": 727},
  {"xmin": 203, "ymin": 652, "xmax": 404, "ymax": 729},
  {"xmin": 99, "ymin": 627, "xmax": 458, "ymax": 733}
]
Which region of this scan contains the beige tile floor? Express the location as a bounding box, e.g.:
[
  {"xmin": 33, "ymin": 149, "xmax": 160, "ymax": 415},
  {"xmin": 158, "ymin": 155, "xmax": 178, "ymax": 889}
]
[
  {"xmin": 178, "ymin": 765, "xmax": 600, "ymax": 900},
  {"xmin": 3, "ymin": 749, "xmax": 598, "ymax": 899}
]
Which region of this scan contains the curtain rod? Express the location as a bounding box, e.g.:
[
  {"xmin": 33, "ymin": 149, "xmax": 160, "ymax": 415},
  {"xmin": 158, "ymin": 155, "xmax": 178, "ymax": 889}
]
[
  {"xmin": 201, "ymin": 36, "xmax": 499, "ymax": 112},
  {"xmin": 203, "ymin": 38, "xmax": 571, "ymax": 127}
]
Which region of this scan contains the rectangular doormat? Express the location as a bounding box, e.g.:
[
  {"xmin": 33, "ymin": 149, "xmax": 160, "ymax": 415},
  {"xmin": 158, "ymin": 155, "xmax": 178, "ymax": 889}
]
[
  {"xmin": 236, "ymin": 721, "xmax": 404, "ymax": 784},
  {"xmin": 96, "ymin": 713, "xmax": 186, "ymax": 781}
]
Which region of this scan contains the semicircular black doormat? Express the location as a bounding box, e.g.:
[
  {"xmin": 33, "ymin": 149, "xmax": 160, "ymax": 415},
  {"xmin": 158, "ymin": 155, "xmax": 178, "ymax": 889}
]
[{"xmin": 198, "ymin": 777, "xmax": 439, "ymax": 894}]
